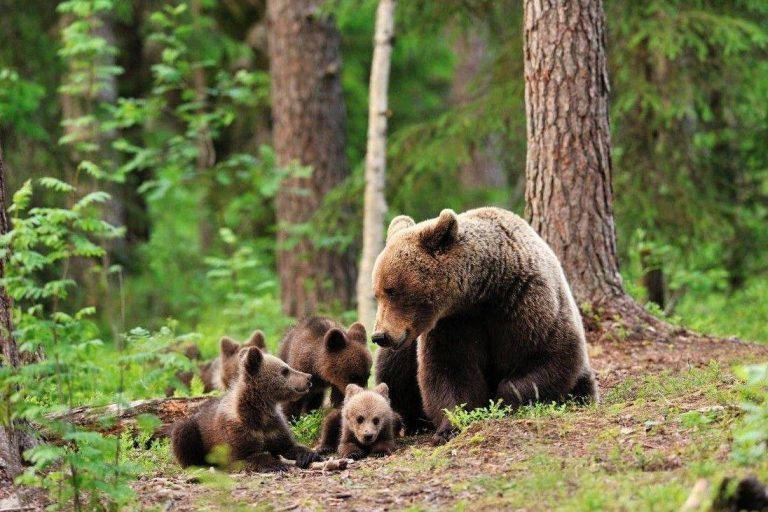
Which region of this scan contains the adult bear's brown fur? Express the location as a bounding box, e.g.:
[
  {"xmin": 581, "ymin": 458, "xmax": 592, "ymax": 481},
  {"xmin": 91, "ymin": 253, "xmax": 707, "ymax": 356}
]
[
  {"xmin": 371, "ymin": 207, "xmax": 598, "ymax": 444},
  {"xmin": 279, "ymin": 317, "xmax": 372, "ymax": 452},
  {"xmin": 170, "ymin": 347, "xmax": 321, "ymax": 470}
]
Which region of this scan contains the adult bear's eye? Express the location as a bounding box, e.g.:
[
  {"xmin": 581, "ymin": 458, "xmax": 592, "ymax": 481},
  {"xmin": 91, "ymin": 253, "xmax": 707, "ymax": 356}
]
[{"xmin": 384, "ymin": 287, "xmax": 396, "ymax": 298}]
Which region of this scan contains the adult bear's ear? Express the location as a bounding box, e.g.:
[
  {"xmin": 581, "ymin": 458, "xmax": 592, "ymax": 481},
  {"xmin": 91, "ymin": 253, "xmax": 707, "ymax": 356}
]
[
  {"xmin": 324, "ymin": 328, "xmax": 347, "ymax": 352},
  {"xmin": 386, "ymin": 215, "xmax": 416, "ymax": 243},
  {"xmin": 244, "ymin": 330, "xmax": 266, "ymax": 350},
  {"xmin": 220, "ymin": 336, "xmax": 240, "ymax": 358},
  {"xmin": 242, "ymin": 347, "xmax": 263, "ymax": 376},
  {"xmin": 421, "ymin": 209, "xmax": 458, "ymax": 253}
]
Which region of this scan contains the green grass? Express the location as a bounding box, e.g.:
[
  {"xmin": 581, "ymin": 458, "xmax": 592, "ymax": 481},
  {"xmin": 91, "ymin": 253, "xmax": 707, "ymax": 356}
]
[
  {"xmin": 439, "ymin": 364, "xmax": 766, "ymax": 511},
  {"xmin": 674, "ymin": 277, "xmax": 768, "ymax": 343}
]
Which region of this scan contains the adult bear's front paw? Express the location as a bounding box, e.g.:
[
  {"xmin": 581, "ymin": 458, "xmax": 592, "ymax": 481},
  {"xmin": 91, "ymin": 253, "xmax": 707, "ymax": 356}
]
[{"xmin": 431, "ymin": 426, "xmax": 458, "ymax": 445}]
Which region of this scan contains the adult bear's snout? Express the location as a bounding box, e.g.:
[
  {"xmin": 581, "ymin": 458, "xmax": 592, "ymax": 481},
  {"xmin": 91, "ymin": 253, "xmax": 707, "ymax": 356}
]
[{"xmin": 371, "ymin": 332, "xmax": 391, "ymax": 347}]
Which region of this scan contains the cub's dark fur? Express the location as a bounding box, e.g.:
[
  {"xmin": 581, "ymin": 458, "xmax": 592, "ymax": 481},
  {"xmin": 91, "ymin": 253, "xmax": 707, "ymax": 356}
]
[
  {"xmin": 279, "ymin": 317, "xmax": 372, "ymax": 452},
  {"xmin": 170, "ymin": 347, "xmax": 321, "ymax": 471},
  {"xmin": 375, "ymin": 339, "xmax": 432, "ymax": 434}
]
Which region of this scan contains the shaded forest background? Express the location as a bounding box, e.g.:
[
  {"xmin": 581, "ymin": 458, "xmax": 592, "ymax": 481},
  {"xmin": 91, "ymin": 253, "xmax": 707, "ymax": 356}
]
[
  {"xmin": 1, "ymin": 1, "xmax": 768, "ymax": 509},
  {"xmin": 1, "ymin": 0, "xmax": 767, "ymax": 349}
]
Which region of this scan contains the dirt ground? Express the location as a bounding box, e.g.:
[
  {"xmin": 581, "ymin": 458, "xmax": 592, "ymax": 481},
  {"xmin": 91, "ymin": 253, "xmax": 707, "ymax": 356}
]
[{"xmin": 124, "ymin": 331, "xmax": 768, "ymax": 511}]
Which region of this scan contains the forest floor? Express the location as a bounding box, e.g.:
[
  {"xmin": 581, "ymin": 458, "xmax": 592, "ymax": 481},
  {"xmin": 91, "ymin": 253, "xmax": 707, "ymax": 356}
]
[{"xmin": 127, "ymin": 329, "xmax": 768, "ymax": 511}]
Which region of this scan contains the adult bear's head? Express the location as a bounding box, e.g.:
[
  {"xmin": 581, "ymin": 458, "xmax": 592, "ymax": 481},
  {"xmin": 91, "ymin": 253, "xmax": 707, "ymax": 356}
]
[{"xmin": 371, "ymin": 209, "xmax": 460, "ymax": 350}]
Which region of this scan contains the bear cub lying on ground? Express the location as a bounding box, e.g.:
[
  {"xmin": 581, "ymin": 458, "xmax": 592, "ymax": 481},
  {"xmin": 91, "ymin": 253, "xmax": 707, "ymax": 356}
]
[
  {"xmin": 170, "ymin": 346, "xmax": 322, "ymax": 471},
  {"xmin": 337, "ymin": 383, "xmax": 399, "ymax": 460}
]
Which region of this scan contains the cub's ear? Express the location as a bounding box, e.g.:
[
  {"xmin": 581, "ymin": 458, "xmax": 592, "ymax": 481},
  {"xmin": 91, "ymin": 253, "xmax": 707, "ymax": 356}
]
[
  {"xmin": 421, "ymin": 209, "xmax": 458, "ymax": 253},
  {"xmin": 244, "ymin": 330, "xmax": 266, "ymax": 350},
  {"xmin": 345, "ymin": 383, "xmax": 364, "ymax": 398},
  {"xmin": 219, "ymin": 336, "xmax": 240, "ymax": 358},
  {"xmin": 324, "ymin": 328, "xmax": 347, "ymax": 352},
  {"xmin": 386, "ymin": 215, "xmax": 416, "ymax": 243},
  {"xmin": 347, "ymin": 322, "xmax": 367, "ymax": 344},
  {"xmin": 242, "ymin": 347, "xmax": 263, "ymax": 376},
  {"xmin": 373, "ymin": 382, "xmax": 389, "ymax": 398}
]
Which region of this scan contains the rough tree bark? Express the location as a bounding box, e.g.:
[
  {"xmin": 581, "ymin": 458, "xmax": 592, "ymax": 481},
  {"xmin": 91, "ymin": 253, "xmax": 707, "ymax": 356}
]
[
  {"xmin": 523, "ymin": 0, "xmax": 662, "ymax": 331},
  {"xmin": 0, "ymin": 136, "xmax": 26, "ymax": 480},
  {"xmin": 357, "ymin": 0, "xmax": 396, "ymax": 330},
  {"xmin": 267, "ymin": 0, "xmax": 356, "ymax": 317}
]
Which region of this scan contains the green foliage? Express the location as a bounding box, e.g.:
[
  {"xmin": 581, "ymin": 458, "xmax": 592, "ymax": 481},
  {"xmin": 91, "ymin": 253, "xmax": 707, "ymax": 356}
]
[
  {"xmin": 0, "ymin": 171, "xmax": 202, "ymax": 508},
  {"xmin": 444, "ymin": 399, "xmax": 513, "ymax": 432},
  {"xmin": 675, "ymin": 277, "xmax": 768, "ymax": 342},
  {"xmin": 1, "ymin": 0, "xmax": 767, "ymax": 505},
  {"xmin": 732, "ymin": 363, "xmax": 768, "ymax": 465},
  {"xmin": 291, "ymin": 409, "xmax": 326, "ymax": 447},
  {"xmin": 108, "ymin": 2, "xmax": 287, "ymax": 332},
  {"xmin": 0, "ymin": 68, "xmax": 46, "ymax": 138}
]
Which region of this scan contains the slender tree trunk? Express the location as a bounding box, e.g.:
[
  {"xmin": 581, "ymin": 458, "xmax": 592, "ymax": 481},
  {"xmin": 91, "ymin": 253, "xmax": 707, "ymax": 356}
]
[
  {"xmin": 267, "ymin": 0, "xmax": 355, "ymax": 317},
  {"xmin": 357, "ymin": 0, "xmax": 396, "ymax": 330},
  {"xmin": 449, "ymin": 27, "xmax": 506, "ymax": 191},
  {"xmin": 523, "ymin": 0, "xmax": 660, "ymax": 330},
  {"xmin": 0, "ymin": 137, "xmax": 26, "ymax": 480}
]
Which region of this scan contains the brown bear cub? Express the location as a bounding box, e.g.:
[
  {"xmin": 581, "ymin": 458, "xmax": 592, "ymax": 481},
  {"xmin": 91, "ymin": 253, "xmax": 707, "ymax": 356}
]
[
  {"xmin": 199, "ymin": 330, "xmax": 267, "ymax": 392},
  {"xmin": 279, "ymin": 317, "xmax": 372, "ymax": 452},
  {"xmin": 338, "ymin": 383, "xmax": 398, "ymax": 460},
  {"xmin": 171, "ymin": 346, "xmax": 322, "ymax": 470}
]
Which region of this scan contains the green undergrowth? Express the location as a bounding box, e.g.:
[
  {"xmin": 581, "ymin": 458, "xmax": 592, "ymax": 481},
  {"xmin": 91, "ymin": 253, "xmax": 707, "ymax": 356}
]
[
  {"xmin": 290, "ymin": 409, "xmax": 325, "ymax": 446},
  {"xmin": 675, "ymin": 277, "xmax": 768, "ymax": 343},
  {"xmin": 436, "ymin": 363, "xmax": 767, "ymax": 511}
]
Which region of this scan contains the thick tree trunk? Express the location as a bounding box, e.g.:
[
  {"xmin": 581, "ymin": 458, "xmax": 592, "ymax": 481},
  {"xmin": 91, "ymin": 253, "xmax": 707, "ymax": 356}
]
[
  {"xmin": 357, "ymin": 0, "xmax": 396, "ymax": 330},
  {"xmin": 267, "ymin": 0, "xmax": 355, "ymax": 317},
  {"xmin": 523, "ymin": 0, "xmax": 661, "ymax": 331},
  {"xmin": 0, "ymin": 137, "xmax": 26, "ymax": 480},
  {"xmin": 449, "ymin": 27, "xmax": 506, "ymax": 191}
]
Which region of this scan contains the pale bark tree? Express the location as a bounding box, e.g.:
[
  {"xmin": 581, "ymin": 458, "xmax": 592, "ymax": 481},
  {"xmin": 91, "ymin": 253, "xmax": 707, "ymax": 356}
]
[
  {"xmin": 357, "ymin": 0, "xmax": 396, "ymax": 330},
  {"xmin": 523, "ymin": 0, "xmax": 660, "ymax": 329},
  {"xmin": 267, "ymin": 0, "xmax": 355, "ymax": 317}
]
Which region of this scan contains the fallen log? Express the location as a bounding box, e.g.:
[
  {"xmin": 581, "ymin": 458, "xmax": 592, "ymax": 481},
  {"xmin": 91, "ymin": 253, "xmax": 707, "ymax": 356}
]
[{"xmin": 51, "ymin": 396, "xmax": 211, "ymax": 439}]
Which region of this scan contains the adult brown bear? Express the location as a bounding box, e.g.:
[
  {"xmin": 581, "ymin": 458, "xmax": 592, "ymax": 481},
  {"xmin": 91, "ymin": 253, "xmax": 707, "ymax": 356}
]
[{"xmin": 373, "ymin": 207, "xmax": 597, "ymax": 444}]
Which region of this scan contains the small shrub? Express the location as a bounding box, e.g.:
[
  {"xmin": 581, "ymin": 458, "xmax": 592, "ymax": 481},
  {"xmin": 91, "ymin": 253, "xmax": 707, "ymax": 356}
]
[
  {"xmin": 444, "ymin": 400, "xmax": 513, "ymax": 432},
  {"xmin": 731, "ymin": 363, "xmax": 768, "ymax": 465},
  {"xmin": 291, "ymin": 409, "xmax": 325, "ymax": 446}
]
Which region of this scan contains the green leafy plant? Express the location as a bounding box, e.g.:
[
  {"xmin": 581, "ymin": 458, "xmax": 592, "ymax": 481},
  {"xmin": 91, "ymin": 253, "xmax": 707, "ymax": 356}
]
[
  {"xmin": 731, "ymin": 363, "xmax": 768, "ymax": 465},
  {"xmin": 444, "ymin": 399, "xmax": 514, "ymax": 432},
  {"xmin": 290, "ymin": 409, "xmax": 326, "ymax": 446}
]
